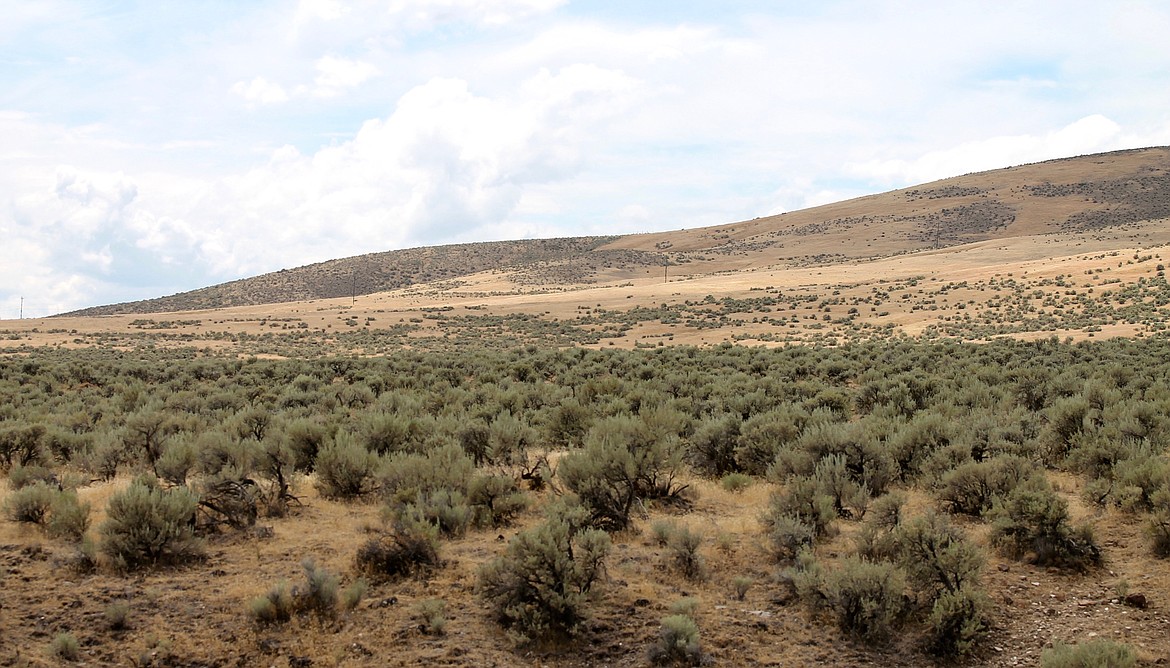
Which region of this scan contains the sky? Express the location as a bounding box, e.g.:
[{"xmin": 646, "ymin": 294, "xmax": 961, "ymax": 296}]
[{"xmin": 3, "ymin": 1, "xmax": 1170, "ymax": 317}]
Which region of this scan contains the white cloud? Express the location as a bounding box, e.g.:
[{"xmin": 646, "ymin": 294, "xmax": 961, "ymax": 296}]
[
  {"xmin": 313, "ymin": 56, "xmax": 380, "ymax": 97},
  {"xmin": 231, "ymin": 77, "xmax": 290, "ymax": 106},
  {"xmin": 844, "ymin": 115, "xmax": 1146, "ymax": 186}
]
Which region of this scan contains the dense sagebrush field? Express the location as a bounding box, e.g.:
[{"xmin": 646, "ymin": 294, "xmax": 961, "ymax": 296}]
[{"xmin": 3, "ymin": 337, "xmax": 1170, "ymax": 666}]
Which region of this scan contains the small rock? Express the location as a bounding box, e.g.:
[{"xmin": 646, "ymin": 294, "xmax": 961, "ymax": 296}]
[{"xmin": 998, "ymin": 564, "xmax": 1010, "ymax": 572}]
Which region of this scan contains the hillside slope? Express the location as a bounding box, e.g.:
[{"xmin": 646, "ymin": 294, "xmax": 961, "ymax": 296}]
[{"xmin": 60, "ymin": 146, "xmax": 1170, "ymax": 316}]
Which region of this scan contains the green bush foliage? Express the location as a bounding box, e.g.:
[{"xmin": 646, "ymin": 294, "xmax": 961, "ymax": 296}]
[
  {"xmin": 314, "ymin": 432, "xmax": 380, "ymax": 500},
  {"xmin": 937, "ymin": 455, "xmax": 1036, "ymax": 517},
  {"xmin": 354, "ymin": 515, "xmax": 441, "ymax": 582},
  {"xmin": 820, "ymin": 556, "xmax": 907, "ymax": 643},
  {"xmin": 559, "ymin": 413, "xmax": 689, "ymax": 531},
  {"xmin": 477, "ymin": 502, "xmax": 610, "ymax": 642},
  {"xmin": 1040, "ymin": 639, "xmax": 1136, "ymax": 668},
  {"xmin": 649, "ymin": 614, "xmax": 702, "ymax": 666},
  {"xmin": 989, "ymin": 476, "xmax": 1101, "ymax": 570},
  {"xmin": 98, "ymin": 476, "xmax": 202, "ymax": 570},
  {"xmin": 925, "ymin": 586, "xmax": 989, "ymax": 657},
  {"xmin": 3, "ymin": 481, "xmax": 56, "ymax": 524},
  {"xmin": 666, "ymin": 525, "xmax": 706, "ymax": 581}
]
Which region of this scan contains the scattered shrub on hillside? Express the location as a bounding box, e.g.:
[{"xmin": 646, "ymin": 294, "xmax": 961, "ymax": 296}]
[
  {"xmin": 1040, "ymin": 639, "xmax": 1136, "ymax": 668},
  {"xmin": 3, "ymin": 482, "xmax": 91, "ymax": 541},
  {"xmin": 764, "ymin": 475, "xmax": 837, "ymax": 548},
  {"xmin": 105, "ymin": 600, "xmax": 132, "ymax": 631},
  {"xmin": 99, "ymin": 476, "xmax": 202, "ymax": 570},
  {"xmin": 688, "ymin": 413, "xmax": 742, "ymax": 476},
  {"xmin": 403, "ymin": 489, "xmax": 473, "ymax": 537},
  {"xmin": 467, "ymin": 473, "xmax": 528, "ymax": 528},
  {"xmin": 3, "ymin": 481, "xmax": 56, "ymax": 524},
  {"xmin": 354, "ymin": 515, "xmax": 441, "ymax": 582},
  {"xmin": 46, "ymin": 489, "xmax": 91, "ymax": 541},
  {"xmin": 0, "ymin": 422, "xmax": 47, "ymax": 471},
  {"xmin": 867, "ymin": 492, "xmax": 906, "ymax": 531},
  {"xmin": 820, "ymin": 557, "xmax": 907, "ymax": 643},
  {"xmin": 893, "ymin": 513, "xmax": 985, "ymax": 603},
  {"xmin": 7, "ymin": 464, "xmax": 58, "ymax": 490},
  {"xmin": 248, "ymin": 558, "xmax": 346, "ymax": 624},
  {"xmin": 559, "ymin": 414, "xmax": 689, "ymax": 531},
  {"xmin": 296, "ymin": 557, "xmax": 340, "ymax": 617},
  {"xmin": 925, "ymin": 586, "xmax": 989, "ymax": 657},
  {"xmin": 666, "ymin": 525, "xmax": 706, "ymax": 581},
  {"xmin": 49, "ymin": 632, "xmax": 81, "ymax": 661},
  {"xmin": 477, "ymin": 502, "xmax": 610, "ymax": 642},
  {"xmin": 735, "ymin": 404, "xmax": 806, "ymax": 475},
  {"xmin": 416, "ymin": 598, "xmax": 448, "ymax": 636},
  {"xmin": 649, "ymin": 614, "xmax": 703, "ymax": 666},
  {"xmin": 1148, "ymin": 487, "xmax": 1170, "ymax": 558},
  {"xmin": 937, "ymin": 455, "xmax": 1036, "ymax": 517},
  {"xmin": 249, "ymin": 580, "xmax": 294, "ymax": 624},
  {"xmin": 989, "ymin": 476, "xmax": 1101, "ymax": 570},
  {"xmin": 314, "ymin": 433, "xmax": 380, "ymax": 500},
  {"xmin": 155, "ymin": 437, "xmax": 197, "ymax": 487},
  {"xmin": 720, "ymin": 472, "xmax": 752, "ymax": 493},
  {"xmin": 378, "ymin": 442, "xmax": 475, "ymax": 506},
  {"xmin": 733, "ymin": 576, "xmax": 753, "ymax": 601},
  {"xmin": 283, "ymin": 418, "xmax": 330, "ymax": 472},
  {"xmin": 764, "ymin": 512, "xmax": 817, "ymax": 563}
]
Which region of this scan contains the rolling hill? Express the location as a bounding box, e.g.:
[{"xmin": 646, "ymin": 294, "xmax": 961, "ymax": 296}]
[{"xmin": 61, "ymin": 146, "xmax": 1170, "ymax": 317}]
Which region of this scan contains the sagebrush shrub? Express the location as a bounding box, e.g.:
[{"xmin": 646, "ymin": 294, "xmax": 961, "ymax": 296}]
[
  {"xmin": 99, "ymin": 476, "xmax": 201, "ymax": 570},
  {"xmin": 649, "ymin": 615, "xmax": 702, "ymax": 666},
  {"xmin": 937, "ymin": 456, "xmax": 1035, "ymax": 517},
  {"xmin": 764, "ymin": 512, "xmax": 816, "ymax": 563},
  {"xmin": 893, "ymin": 513, "xmax": 984, "ymax": 602},
  {"xmin": 249, "ymin": 580, "xmax": 293, "ymax": 624},
  {"xmin": 3, "ymin": 481, "xmax": 56, "ymax": 524},
  {"xmin": 720, "ymin": 472, "xmax": 752, "ymax": 493},
  {"xmin": 296, "ymin": 558, "xmax": 339, "ymax": 617},
  {"xmin": 49, "ymin": 632, "xmax": 80, "ymax": 661},
  {"xmin": 560, "ymin": 414, "xmax": 689, "ymax": 531},
  {"xmin": 105, "ymin": 600, "xmax": 132, "ymax": 631},
  {"xmin": 7, "ymin": 464, "xmax": 58, "ymax": 490},
  {"xmin": 46, "ymin": 489, "xmax": 91, "ymax": 541},
  {"xmin": 477, "ymin": 502, "xmax": 610, "ymax": 642},
  {"xmin": 1040, "ymin": 639, "xmax": 1136, "ymax": 668},
  {"xmin": 467, "ymin": 474, "xmax": 528, "ymax": 528},
  {"xmin": 925, "ymin": 586, "xmax": 989, "ymax": 657},
  {"xmin": 1148, "ymin": 487, "xmax": 1170, "ymax": 558},
  {"xmin": 667, "ymin": 525, "xmax": 706, "ymax": 581},
  {"xmin": 989, "ymin": 476, "xmax": 1101, "ymax": 570},
  {"xmin": 820, "ymin": 557, "xmax": 906, "ymax": 643},
  {"xmin": 314, "ymin": 433, "xmax": 379, "ymax": 500},
  {"xmin": 354, "ymin": 515, "xmax": 440, "ymax": 582},
  {"xmin": 416, "ymin": 598, "xmax": 447, "ymax": 635}
]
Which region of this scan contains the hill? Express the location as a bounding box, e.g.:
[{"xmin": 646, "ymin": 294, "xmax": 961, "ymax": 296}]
[{"xmin": 61, "ymin": 146, "xmax": 1170, "ymax": 317}]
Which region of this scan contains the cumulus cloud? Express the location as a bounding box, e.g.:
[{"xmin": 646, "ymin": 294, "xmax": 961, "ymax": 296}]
[
  {"xmin": 232, "ymin": 77, "xmax": 290, "ymax": 106},
  {"xmin": 312, "ymin": 56, "xmax": 380, "ymax": 97},
  {"xmin": 0, "ymin": 63, "xmax": 641, "ymax": 311},
  {"xmin": 203, "ymin": 65, "xmax": 639, "ymax": 275},
  {"xmin": 845, "ymin": 115, "xmax": 1140, "ymax": 186}
]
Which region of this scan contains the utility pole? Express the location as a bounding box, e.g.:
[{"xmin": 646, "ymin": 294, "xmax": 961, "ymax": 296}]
[
  {"xmin": 351, "ymin": 271, "xmax": 357, "ymax": 306},
  {"xmin": 19, "ymin": 297, "xmax": 23, "ymax": 319},
  {"xmin": 664, "ymin": 263, "xmax": 668, "ymax": 284}
]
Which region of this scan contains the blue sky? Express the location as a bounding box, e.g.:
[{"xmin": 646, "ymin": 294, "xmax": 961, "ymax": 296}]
[{"xmin": 3, "ymin": 0, "xmax": 1170, "ymax": 317}]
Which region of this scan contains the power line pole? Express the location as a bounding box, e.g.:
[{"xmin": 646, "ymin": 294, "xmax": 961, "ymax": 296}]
[
  {"xmin": 351, "ymin": 272, "xmax": 357, "ymax": 306},
  {"xmin": 19, "ymin": 297, "xmax": 23, "ymax": 319}
]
